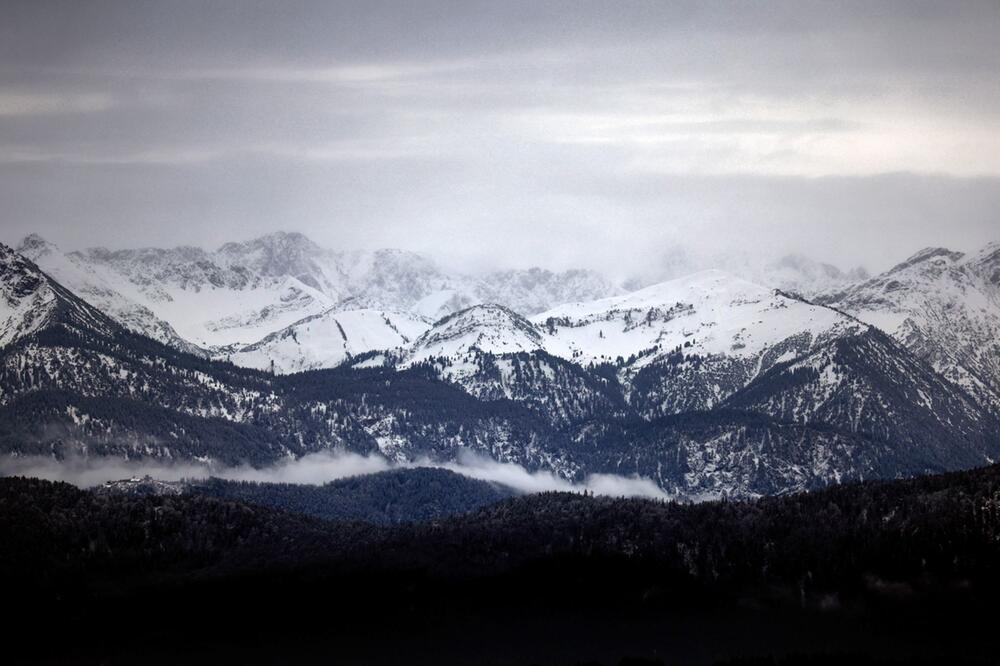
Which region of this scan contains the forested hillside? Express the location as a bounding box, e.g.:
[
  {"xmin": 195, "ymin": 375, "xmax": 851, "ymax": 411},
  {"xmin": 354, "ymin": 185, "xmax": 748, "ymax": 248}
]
[
  {"xmin": 185, "ymin": 468, "xmax": 517, "ymax": 523},
  {"xmin": 5, "ymin": 464, "xmax": 1000, "ymax": 664}
]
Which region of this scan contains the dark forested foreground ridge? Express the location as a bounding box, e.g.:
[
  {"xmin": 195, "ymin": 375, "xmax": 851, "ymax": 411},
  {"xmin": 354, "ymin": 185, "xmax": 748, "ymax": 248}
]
[{"xmin": 5, "ymin": 464, "xmax": 1000, "ymax": 665}]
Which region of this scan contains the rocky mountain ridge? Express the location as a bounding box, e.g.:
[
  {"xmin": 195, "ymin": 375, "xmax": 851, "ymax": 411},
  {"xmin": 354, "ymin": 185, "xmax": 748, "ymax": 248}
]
[
  {"xmin": 2, "ymin": 237, "xmax": 999, "ymax": 499},
  {"xmin": 818, "ymin": 241, "xmax": 1000, "ymax": 415},
  {"xmin": 19, "ymin": 232, "xmax": 873, "ymax": 369}
]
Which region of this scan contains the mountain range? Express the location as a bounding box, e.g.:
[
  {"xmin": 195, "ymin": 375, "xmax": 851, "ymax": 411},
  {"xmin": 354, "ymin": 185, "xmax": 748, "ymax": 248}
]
[
  {"xmin": 17, "ymin": 232, "xmax": 620, "ymax": 353},
  {"xmin": 17, "ymin": 231, "xmax": 873, "ymax": 369},
  {"xmin": 3, "ymin": 232, "xmax": 1000, "ymax": 499}
]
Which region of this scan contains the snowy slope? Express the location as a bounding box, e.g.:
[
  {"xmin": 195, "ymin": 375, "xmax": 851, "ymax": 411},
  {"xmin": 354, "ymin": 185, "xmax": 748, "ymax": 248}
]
[
  {"xmin": 532, "ymin": 270, "xmax": 869, "ymax": 414},
  {"xmin": 818, "ymin": 243, "xmax": 1000, "ymax": 413},
  {"xmin": 56, "ymin": 232, "xmax": 622, "ymax": 353},
  {"xmin": 0, "ymin": 244, "xmax": 60, "ymax": 348},
  {"xmin": 222, "ymin": 307, "xmax": 431, "ymax": 374},
  {"xmin": 724, "ymin": 327, "xmax": 998, "ymax": 472},
  {"xmin": 150, "ymin": 276, "xmax": 336, "ymax": 348},
  {"xmin": 403, "ymin": 304, "xmax": 545, "ymax": 370},
  {"xmin": 16, "ymin": 235, "xmax": 205, "ymax": 356},
  {"xmin": 68, "ymin": 236, "xmax": 338, "ymax": 348},
  {"xmin": 384, "ymin": 271, "xmax": 869, "ymax": 416},
  {"xmin": 0, "ymin": 242, "xmax": 119, "ymax": 349},
  {"xmin": 626, "ymin": 250, "xmax": 868, "ymax": 298},
  {"xmin": 535, "ymin": 270, "xmax": 863, "ymax": 369}
]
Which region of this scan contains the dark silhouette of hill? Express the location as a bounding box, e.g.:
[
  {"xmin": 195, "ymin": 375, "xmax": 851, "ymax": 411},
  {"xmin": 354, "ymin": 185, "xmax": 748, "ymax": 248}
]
[{"xmin": 4, "ymin": 464, "xmax": 1000, "ymax": 664}]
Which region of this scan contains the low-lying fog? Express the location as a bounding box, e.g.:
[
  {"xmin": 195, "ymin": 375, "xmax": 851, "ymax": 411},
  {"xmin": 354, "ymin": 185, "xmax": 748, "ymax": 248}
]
[{"xmin": 0, "ymin": 449, "xmax": 669, "ymax": 499}]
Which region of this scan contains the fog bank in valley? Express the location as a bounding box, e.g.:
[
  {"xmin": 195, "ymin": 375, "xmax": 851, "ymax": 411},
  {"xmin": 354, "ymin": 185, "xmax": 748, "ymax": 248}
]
[{"xmin": 0, "ymin": 449, "xmax": 670, "ymax": 500}]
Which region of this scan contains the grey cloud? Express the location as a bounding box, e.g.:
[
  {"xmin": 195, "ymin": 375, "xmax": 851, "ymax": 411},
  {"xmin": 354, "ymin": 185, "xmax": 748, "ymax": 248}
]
[
  {"xmin": 4, "ymin": 2, "xmax": 997, "ymax": 67},
  {"xmin": 0, "ymin": 450, "xmax": 670, "ymax": 500},
  {"xmin": 0, "ymin": 1, "xmax": 998, "ymax": 277}
]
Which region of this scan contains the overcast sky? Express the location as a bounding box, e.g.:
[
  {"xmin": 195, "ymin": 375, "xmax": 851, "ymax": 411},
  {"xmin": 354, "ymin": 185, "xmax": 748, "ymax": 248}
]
[{"xmin": 1, "ymin": 1, "xmax": 999, "ymax": 277}]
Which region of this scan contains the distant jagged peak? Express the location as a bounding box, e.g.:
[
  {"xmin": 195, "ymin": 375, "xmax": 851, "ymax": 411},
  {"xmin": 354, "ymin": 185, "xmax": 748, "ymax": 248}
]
[
  {"xmin": 73, "ymin": 231, "xmax": 324, "ymax": 265},
  {"xmin": 216, "ymin": 230, "xmax": 323, "ymax": 257},
  {"xmin": 770, "ymin": 253, "xmax": 846, "ymax": 280},
  {"xmin": 71, "ymin": 243, "xmax": 211, "ymax": 265},
  {"xmin": 213, "ymin": 232, "xmax": 333, "ymax": 289},
  {"xmin": 371, "ymin": 247, "xmax": 428, "ymax": 259},
  {"xmin": 15, "ymin": 233, "xmax": 61, "ymax": 259},
  {"xmin": 333, "ymin": 247, "xmax": 449, "ymax": 294},
  {"xmin": 477, "ymin": 266, "xmax": 622, "ymax": 315},
  {"xmin": 485, "ymin": 265, "xmax": 609, "ymax": 283},
  {"xmin": 364, "ymin": 247, "xmax": 443, "ymax": 272}
]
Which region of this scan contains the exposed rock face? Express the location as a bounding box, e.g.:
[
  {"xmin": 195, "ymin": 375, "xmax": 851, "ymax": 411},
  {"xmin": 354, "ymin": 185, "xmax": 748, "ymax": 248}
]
[{"xmin": 818, "ymin": 243, "xmax": 1000, "ymax": 415}]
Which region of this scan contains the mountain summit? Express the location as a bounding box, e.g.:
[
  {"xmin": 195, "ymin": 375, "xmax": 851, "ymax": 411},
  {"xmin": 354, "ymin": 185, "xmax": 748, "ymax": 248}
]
[{"xmin": 819, "ymin": 243, "xmax": 1000, "ymax": 415}]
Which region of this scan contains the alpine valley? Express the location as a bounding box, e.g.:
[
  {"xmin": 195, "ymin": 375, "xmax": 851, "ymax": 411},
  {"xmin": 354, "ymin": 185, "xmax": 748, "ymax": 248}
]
[{"xmin": 3, "ymin": 232, "xmax": 1000, "ymax": 499}]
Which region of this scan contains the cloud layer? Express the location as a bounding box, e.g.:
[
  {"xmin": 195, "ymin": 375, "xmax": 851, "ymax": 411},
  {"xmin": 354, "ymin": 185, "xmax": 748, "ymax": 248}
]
[
  {"xmin": 0, "ymin": 450, "xmax": 671, "ymax": 500},
  {"xmin": 2, "ymin": 1, "xmax": 999, "ymax": 274}
]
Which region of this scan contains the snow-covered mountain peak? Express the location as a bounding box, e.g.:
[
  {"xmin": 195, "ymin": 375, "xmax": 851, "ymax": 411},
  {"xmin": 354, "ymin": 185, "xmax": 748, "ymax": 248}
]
[
  {"xmin": 433, "ymin": 302, "xmax": 540, "ymax": 330},
  {"xmin": 222, "ymin": 305, "xmax": 431, "ymax": 374},
  {"xmin": 71, "ymin": 243, "xmax": 227, "ymax": 292},
  {"xmin": 833, "ymin": 246, "xmax": 978, "ymax": 307},
  {"xmin": 405, "ymin": 303, "xmax": 545, "ymax": 367},
  {"xmin": 535, "ymin": 269, "xmax": 865, "ymax": 370},
  {"xmin": 215, "ymin": 231, "xmax": 329, "ymax": 288},
  {"xmin": 0, "ymin": 243, "xmax": 119, "ymax": 348},
  {"xmin": 217, "ymin": 230, "xmax": 321, "ymax": 256},
  {"xmin": 1, "ymin": 242, "xmax": 48, "ymax": 300},
  {"xmin": 75, "ymin": 244, "xmax": 209, "ymax": 266},
  {"xmin": 816, "ymin": 238, "xmax": 1000, "ymax": 413},
  {"xmin": 13, "ymin": 239, "xmax": 207, "ymax": 355},
  {"xmin": 39, "ymin": 230, "xmax": 638, "ymax": 354},
  {"xmin": 61, "ymin": 236, "xmax": 341, "ymax": 347}
]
